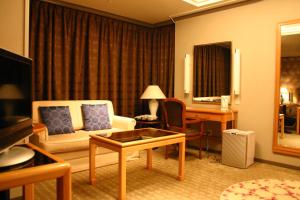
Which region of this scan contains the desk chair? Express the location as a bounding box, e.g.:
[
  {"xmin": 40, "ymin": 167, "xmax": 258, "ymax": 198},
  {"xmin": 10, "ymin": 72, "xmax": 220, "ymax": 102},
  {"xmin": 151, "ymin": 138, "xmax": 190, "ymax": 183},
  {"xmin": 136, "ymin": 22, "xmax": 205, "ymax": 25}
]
[{"xmin": 162, "ymin": 98, "xmax": 205, "ymax": 159}]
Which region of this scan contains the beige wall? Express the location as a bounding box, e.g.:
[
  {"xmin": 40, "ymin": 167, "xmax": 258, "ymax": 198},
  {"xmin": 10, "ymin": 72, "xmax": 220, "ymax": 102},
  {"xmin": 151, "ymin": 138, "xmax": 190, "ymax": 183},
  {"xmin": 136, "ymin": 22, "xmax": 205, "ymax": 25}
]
[
  {"xmin": 175, "ymin": 0, "xmax": 300, "ymax": 166},
  {"xmin": 0, "ymin": 0, "xmax": 26, "ymax": 55}
]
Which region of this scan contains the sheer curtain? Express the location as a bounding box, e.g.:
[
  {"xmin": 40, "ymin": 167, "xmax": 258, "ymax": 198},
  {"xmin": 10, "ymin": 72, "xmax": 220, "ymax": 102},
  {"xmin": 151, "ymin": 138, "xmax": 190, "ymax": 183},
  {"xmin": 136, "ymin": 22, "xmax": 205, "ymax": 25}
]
[{"xmin": 29, "ymin": 0, "xmax": 174, "ymax": 116}]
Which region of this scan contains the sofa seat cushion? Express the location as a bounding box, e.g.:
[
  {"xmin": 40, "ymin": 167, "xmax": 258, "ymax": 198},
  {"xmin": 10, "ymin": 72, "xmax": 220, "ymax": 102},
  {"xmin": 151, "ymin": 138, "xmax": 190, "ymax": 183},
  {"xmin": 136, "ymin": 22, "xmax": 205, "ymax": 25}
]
[
  {"xmin": 41, "ymin": 128, "xmax": 124, "ymax": 154},
  {"xmin": 54, "ymin": 147, "xmax": 114, "ymax": 161}
]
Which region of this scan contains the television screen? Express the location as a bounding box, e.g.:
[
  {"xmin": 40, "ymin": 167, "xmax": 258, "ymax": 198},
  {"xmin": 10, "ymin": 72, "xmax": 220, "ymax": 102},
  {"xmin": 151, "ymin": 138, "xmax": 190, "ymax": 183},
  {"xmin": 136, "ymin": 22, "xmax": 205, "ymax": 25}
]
[{"xmin": 0, "ymin": 48, "xmax": 32, "ymax": 154}]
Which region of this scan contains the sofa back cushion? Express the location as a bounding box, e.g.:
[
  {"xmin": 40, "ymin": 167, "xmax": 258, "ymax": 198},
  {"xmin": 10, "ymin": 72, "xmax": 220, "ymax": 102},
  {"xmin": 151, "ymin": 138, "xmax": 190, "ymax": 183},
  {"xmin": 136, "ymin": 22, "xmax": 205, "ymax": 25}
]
[
  {"xmin": 32, "ymin": 100, "xmax": 115, "ymax": 130},
  {"xmin": 39, "ymin": 106, "xmax": 74, "ymax": 135},
  {"xmin": 82, "ymin": 104, "xmax": 112, "ymax": 131}
]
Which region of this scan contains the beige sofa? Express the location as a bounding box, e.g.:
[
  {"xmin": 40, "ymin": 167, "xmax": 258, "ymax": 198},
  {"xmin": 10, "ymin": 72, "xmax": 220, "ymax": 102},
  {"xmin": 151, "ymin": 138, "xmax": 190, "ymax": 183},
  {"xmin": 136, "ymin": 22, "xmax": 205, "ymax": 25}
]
[{"xmin": 31, "ymin": 100, "xmax": 139, "ymax": 172}]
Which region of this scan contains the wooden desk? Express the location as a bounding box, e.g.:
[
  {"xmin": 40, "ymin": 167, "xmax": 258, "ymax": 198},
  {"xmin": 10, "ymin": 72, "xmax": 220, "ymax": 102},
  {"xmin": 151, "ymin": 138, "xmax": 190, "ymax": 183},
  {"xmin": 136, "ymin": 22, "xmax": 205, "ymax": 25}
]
[
  {"xmin": 186, "ymin": 107, "xmax": 238, "ymax": 133},
  {"xmin": 0, "ymin": 143, "xmax": 71, "ymax": 200}
]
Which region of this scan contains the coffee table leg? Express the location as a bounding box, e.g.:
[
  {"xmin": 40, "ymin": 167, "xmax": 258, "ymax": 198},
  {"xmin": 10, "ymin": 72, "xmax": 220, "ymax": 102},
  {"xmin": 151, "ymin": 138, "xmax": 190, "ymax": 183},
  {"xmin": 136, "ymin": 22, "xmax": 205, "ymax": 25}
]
[
  {"xmin": 146, "ymin": 149, "xmax": 153, "ymax": 170},
  {"xmin": 119, "ymin": 149, "xmax": 126, "ymax": 200},
  {"xmin": 23, "ymin": 184, "xmax": 34, "ymax": 200},
  {"xmin": 57, "ymin": 168, "xmax": 72, "ymax": 200},
  {"xmin": 178, "ymin": 139, "xmax": 185, "ymax": 181},
  {"xmin": 89, "ymin": 139, "xmax": 96, "ymax": 185}
]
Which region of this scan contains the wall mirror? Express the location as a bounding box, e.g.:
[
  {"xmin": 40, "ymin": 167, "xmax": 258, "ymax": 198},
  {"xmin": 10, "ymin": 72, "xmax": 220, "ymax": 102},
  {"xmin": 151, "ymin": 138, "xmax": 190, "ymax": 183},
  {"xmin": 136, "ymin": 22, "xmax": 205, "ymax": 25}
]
[
  {"xmin": 193, "ymin": 41, "xmax": 231, "ymax": 103},
  {"xmin": 273, "ymin": 19, "xmax": 300, "ymax": 157}
]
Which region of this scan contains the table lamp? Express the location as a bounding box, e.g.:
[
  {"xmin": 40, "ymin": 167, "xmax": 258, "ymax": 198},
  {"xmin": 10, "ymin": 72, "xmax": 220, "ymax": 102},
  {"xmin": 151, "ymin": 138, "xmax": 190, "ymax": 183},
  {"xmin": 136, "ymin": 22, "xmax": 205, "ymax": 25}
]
[
  {"xmin": 140, "ymin": 85, "xmax": 166, "ymax": 118},
  {"xmin": 0, "ymin": 84, "xmax": 24, "ymax": 116}
]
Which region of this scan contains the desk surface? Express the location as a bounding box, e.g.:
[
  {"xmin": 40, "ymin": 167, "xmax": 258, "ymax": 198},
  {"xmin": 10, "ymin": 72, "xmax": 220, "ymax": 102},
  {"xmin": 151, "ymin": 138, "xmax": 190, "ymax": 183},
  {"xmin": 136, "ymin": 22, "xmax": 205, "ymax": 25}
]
[
  {"xmin": 186, "ymin": 107, "xmax": 238, "ymax": 131},
  {"xmin": 186, "ymin": 107, "xmax": 238, "ymax": 114}
]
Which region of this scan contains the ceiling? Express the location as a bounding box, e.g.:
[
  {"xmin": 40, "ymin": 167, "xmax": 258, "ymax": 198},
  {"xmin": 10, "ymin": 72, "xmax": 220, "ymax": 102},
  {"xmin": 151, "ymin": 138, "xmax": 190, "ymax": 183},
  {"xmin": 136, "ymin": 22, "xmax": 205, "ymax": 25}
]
[{"xmin": 54, "ymin": 0, "xmax": 249, "ymax": 25}]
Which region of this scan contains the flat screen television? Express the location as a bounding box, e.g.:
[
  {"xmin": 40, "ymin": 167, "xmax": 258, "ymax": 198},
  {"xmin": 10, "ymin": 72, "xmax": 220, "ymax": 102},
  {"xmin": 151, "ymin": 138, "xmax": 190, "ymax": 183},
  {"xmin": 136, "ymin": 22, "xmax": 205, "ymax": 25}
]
[{"xmin": 0, "ymin": 48, "xmax": 33, "ymax": 154}]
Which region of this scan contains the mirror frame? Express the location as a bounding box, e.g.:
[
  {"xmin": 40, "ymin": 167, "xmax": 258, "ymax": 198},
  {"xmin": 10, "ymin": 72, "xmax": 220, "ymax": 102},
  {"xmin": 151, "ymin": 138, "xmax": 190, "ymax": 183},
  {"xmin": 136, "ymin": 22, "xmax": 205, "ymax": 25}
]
[{"xmin": 273, "ymin": 19, "xmax": 300, "ymax": 157}]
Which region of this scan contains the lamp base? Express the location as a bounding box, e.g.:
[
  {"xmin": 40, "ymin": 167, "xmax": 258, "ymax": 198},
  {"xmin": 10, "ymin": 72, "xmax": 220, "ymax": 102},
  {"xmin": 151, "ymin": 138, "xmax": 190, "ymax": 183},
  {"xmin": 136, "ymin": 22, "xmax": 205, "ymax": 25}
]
[
  {"xmin": 148, "ymin": 99, "xmax": 158, "ymax": 117},
  {"xmin": 0, "ymin": 146, "xmax": 35, "ymax": 168}
]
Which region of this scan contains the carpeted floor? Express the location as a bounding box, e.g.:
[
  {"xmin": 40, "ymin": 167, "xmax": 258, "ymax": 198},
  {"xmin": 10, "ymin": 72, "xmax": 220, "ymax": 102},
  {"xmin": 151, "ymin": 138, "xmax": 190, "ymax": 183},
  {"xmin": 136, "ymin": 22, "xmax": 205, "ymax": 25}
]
[{"xmin": 35, "ymin": 149, "xmax": 300, "ymax": 200}]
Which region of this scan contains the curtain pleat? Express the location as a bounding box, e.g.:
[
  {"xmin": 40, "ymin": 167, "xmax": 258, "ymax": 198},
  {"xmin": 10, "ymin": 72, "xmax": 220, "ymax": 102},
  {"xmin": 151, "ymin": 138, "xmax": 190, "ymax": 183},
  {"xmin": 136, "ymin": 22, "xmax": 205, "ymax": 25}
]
[{"xmin": 29, "ymin": 0, "xmax": 174, "ymax": 117}]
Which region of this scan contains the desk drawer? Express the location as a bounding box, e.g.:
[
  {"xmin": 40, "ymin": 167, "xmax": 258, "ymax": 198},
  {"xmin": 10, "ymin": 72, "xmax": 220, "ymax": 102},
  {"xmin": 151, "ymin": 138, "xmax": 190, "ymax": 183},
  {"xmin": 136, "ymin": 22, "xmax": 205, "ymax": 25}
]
[
  {"xmin": 186, "ymin": 112, "xmax": 205, "ymax": 119},
  {"xmin": 186, "ymin": 112, "xmax": 221, "ymax": 121},
  {"xmin": 185, "ymin": 112, "xmax": 209, "ymax": 120}
]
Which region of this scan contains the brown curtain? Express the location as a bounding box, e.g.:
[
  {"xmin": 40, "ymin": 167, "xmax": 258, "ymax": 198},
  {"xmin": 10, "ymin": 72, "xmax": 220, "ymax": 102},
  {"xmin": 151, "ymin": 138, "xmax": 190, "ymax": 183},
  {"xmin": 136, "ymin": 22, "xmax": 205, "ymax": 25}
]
[
  {"xmin": 29, "ymin": 0, "xmax": 174, "ymax": 117},
  {"xmin": 193, "ymin": 45, "xmax": 230, "ymax": 97}
]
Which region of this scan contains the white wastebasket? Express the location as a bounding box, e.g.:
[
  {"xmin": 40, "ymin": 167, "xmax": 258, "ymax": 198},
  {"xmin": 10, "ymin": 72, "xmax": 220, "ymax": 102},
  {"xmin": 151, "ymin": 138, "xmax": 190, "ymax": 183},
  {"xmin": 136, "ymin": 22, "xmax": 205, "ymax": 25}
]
[{"xmin": 222, "ymin": 129, "xmax": 255, "ymax": 168}]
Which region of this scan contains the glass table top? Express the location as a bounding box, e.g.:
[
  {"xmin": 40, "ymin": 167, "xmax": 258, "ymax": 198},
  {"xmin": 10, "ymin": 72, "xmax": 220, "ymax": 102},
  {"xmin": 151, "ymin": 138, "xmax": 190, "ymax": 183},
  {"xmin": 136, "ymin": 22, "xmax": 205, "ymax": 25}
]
[
  {"xmin": 0, "ymin": 145, "xmax": 56, "ymax": 172},
  {"xmin": 95, "ymin": 128, "xmax": 179, "ymax": 143}
]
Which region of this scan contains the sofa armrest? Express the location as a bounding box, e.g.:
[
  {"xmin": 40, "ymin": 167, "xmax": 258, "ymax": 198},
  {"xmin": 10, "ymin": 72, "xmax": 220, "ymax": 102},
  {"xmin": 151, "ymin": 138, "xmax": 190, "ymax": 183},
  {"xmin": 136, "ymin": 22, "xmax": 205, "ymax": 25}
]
[
  {"xmin": 30, "ymin": 123, "xmax": 49, "ymax": 144},
  {"xmin": 112, "ymin": 115, "xmax": 136, "ymax": 130}
]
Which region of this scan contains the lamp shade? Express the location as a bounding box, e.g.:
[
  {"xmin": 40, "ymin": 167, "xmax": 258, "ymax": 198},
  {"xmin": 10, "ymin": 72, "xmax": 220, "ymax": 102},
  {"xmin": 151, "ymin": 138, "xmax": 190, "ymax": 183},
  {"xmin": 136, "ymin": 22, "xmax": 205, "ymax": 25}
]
[
  {"xmin": 140, "ymin": 85, "xmax": 166, "ymax": 99},
  {"xmin": 0, "ymin": 84, "xmax": 24, "ymax": 99}
]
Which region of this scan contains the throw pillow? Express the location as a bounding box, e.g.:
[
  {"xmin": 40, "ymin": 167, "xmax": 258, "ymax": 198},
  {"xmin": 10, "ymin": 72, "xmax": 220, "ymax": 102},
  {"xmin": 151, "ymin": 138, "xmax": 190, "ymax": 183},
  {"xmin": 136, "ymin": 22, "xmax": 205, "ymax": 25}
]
[
  {"xmin": 39, "ymin": 106, "xmax": 74, "ymax": 135},
  {"xmin": 81, "ymin": 104, "xmax": 112, "ymax": 131}
]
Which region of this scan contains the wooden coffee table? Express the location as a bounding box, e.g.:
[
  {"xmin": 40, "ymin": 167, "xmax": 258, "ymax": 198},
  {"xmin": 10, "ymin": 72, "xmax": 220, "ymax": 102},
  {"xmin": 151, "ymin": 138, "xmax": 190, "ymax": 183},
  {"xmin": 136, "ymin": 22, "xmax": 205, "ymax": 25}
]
[{"xmin": 89, "ymin": 128, "xmax": 185, "ymax": 200}]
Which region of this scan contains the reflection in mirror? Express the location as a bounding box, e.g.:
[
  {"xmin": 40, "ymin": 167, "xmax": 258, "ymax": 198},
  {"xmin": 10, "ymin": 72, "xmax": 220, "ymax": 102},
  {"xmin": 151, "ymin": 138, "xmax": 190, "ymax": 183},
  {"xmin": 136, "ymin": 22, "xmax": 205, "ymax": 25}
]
[
  {"xmin": 193, "ymin": 42, "xmax": 231, "ymax": 103},
  {"xmin": 273, "ymin": 20, "xmax": 300, "ymax": 157}
]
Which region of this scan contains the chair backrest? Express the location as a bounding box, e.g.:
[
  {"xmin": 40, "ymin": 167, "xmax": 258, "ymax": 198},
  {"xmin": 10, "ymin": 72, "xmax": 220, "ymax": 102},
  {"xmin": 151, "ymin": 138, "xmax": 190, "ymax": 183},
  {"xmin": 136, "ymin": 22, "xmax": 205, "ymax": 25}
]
[{"xmin": 162, "ymin": 98, "xmax": 186, "ymax": 132}]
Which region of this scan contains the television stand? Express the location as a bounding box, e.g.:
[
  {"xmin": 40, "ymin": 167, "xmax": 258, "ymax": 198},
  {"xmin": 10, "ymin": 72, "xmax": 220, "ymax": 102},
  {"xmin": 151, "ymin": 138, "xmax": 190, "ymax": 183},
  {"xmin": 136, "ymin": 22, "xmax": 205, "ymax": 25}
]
[{"xmin": 0, "ymin": 146, "xmax": 35, "ymax": 168}]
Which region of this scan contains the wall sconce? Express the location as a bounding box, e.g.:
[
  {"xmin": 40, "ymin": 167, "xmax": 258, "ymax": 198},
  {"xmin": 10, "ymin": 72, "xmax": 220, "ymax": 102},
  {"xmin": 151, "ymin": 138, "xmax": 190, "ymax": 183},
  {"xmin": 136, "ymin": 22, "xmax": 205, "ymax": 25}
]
[
  {"xmin": 233, "ymin": 49, "xmax": 241, "ymax": 95},
  {"xmin": 184, "ymin": 54, "xmax": 190, "ymax": 94}
]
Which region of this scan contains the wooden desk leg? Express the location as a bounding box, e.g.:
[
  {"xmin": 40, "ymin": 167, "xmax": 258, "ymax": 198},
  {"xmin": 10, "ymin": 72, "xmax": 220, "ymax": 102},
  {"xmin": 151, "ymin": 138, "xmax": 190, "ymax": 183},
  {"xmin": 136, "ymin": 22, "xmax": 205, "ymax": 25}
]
[
  {"xmin": 280, "ymin": 117, "xmax": 285, "ymax": 138},
  {"xmin": 146, "ymin": 149, "xmax": 153, "ymax": 170},
  {"xmin": 282, "ymin": 117, "xmax": 285, "ymax": 138},
  {"xmin": 119, "ymin": 149, "xmax": 126, "ymax": 200},
  {"xmin": 57, "ymin": 168, "xmax": 72, "ymax": 200},
  {"xmin": 234, "ymin": 113, "xmax": 238, "ymax": 128},
  {"xmin": 89, "ymin": 139, "xmax": 96, "ymax": 185},
  {"xmin": 177, "ymin": 139, "xmax": 185, "ymax": 181},
  {"xmin": 23, "ymin": 184, "xmax": 34, "ymax": 200},
  {"xmin": 221, "ymin": 121, "xmax": 227, "ymax": 133}
]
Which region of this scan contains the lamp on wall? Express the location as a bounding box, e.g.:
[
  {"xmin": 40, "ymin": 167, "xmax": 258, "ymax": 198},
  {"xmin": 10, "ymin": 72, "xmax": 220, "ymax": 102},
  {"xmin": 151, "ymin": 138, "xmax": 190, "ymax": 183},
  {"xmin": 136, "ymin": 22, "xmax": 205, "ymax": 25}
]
[
  {"xmin": 233, "ymin": 48, "xmax": 241, "ymax": 95},
  {"xmin": 184, "ymin": 54, "xmax": 191, "ymax": 94},
  {"xmin": 140, "ymin": 85, "xmax": 166, "ymax": 118}
]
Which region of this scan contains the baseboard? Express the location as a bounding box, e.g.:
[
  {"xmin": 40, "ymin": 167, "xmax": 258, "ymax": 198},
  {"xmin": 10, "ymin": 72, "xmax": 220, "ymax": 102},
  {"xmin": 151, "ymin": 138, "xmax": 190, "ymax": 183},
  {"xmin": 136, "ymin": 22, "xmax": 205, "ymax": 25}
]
[
  {"xmin": 195, "ymin": 146, "xmax": 300, "ymax": 171},
  {"xmin": 254, "ymin": 158, "xmax": 300, "ymax": 171}
]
